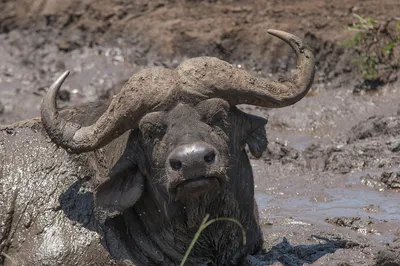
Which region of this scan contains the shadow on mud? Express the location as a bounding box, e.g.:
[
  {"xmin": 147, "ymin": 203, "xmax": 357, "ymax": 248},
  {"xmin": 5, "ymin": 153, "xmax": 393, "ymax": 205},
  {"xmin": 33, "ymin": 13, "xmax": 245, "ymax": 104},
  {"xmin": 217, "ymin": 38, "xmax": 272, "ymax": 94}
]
[
  {"xmin": 58, "ymin": 177, "xmax": 100, "ymax": 232},
  {"xmin": 253, "ymin": 236, "xmax": 356, "ymax": 266},
  {"xmin": 58, "ymin": 178, "xmax": 139, "ymax": 262}
]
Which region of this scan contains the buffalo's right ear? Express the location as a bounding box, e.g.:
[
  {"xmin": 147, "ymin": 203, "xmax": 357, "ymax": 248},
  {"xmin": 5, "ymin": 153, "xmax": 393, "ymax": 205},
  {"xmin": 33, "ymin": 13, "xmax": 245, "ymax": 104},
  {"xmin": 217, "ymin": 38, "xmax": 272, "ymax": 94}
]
[
  {"xmin": 244, "ymin": 113, "xmax": 268, "ymax": 158},
  {"xmin": 95, "ymin": 163, "xmax": 144, "ymax": 212}
]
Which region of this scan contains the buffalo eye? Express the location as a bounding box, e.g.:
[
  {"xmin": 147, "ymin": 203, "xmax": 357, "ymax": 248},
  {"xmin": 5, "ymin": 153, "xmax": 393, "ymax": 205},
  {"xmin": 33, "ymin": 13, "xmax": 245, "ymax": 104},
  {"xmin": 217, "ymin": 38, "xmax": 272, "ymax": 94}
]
[
  {"xmin": 195, "ymin": 98, "xmax": 230, "ymax": 125},
  {"xmin": 139, "ymin": 112, "xmax": 167, "ymax": 140}
]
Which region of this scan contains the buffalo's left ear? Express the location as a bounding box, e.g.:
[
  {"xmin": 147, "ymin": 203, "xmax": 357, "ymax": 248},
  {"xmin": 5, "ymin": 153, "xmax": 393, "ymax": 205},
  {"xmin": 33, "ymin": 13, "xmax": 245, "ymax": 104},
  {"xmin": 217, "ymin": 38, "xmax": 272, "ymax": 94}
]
[
  {"xmin": 244, "ymin": 114, "xmax": 268, "ymax": 158},
  {"xmin": 95, "ymin": 159, "xmax": 144, "ymax": 212}
]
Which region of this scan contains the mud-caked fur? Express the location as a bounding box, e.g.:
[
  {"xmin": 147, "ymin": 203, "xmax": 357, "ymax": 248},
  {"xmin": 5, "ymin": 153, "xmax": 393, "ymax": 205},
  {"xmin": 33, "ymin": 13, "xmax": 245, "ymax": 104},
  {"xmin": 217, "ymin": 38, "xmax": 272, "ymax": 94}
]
[{"xmin": 94, "ymin": 98, "xmax": 268, "ymax": 265}]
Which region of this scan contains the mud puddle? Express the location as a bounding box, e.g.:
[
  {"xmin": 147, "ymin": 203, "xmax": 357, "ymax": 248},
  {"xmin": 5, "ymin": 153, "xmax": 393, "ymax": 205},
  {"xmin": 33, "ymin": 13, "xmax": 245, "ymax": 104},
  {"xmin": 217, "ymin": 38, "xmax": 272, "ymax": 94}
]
[
  {"xmin": 255, "ymin": 169, "xmax": 400, "ymax": 243},
  {"xmin": 250, "ymin": 126, "xmax": 400, "ymax": 264}
]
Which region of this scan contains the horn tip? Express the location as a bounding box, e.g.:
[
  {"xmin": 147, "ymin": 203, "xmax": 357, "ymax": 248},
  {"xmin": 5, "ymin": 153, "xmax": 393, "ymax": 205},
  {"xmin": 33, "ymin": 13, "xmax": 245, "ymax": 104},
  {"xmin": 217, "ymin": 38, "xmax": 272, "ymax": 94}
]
[
  {"xmin": 42, "ymin": 70, "xmax": 71, "ymax": 115},
  {"xmin": 267, "ymin": 29, "xmax": 295, "ymax": 41},
  {"xmin": 267, "ymin": 29, "xmax": 307, "ymax": 55},
  {"xmin": 49, "ymin": 70, "xmax": 71, "ymax": 93},
  {"xmin": 62, "ymin": 70, "xmax": 70, "ymax": 77},
  {"xmin": 267, "ymin": 29, "xmax": 278, "ymax": 34},
  {"xmin": 59, "ymin": 70, "xmax": 70, "ymax": 84},
  {"xmin": 267, "ymin": 29, "xmax": 284, "ymax": 35}
]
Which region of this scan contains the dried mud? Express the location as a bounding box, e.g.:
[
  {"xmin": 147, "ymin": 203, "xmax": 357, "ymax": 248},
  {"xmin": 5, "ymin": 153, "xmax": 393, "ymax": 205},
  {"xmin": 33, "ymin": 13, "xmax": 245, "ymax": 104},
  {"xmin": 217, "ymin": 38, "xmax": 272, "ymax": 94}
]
[{"xmin": 1, "ymin": 0, "xmax": 399, "ymax": 265}]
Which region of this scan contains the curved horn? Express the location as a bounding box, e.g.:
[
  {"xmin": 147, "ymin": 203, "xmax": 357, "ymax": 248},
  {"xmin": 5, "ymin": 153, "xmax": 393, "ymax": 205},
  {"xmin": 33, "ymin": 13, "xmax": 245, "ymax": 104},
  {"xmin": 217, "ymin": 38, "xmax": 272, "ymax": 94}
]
[
  {"xmin": 41, "ymin": 29, "xmax": 314, "ymax": 153},
  {"xmin": 177, "ymin": 29, "xmax": 315, "ymax": 108},
  {"xmin": 41, "ymin": 67, "xmax": 180, "ymax": 153},
  {"xmin": 40, "ymin": 70, "xmax": 83, "ymax": 150}
]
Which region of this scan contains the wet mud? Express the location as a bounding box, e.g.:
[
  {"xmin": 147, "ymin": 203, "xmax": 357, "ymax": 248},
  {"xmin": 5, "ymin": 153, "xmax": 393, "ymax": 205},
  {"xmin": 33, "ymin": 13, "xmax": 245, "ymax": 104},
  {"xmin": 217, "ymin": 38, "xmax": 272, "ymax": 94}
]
[
  {"xmin": 248, "ymin": 86, "xmax": 400, "ymax": 265},
  {"xmin": 1, "ymin": 0, "xmax": 400, "ymax": 265}
]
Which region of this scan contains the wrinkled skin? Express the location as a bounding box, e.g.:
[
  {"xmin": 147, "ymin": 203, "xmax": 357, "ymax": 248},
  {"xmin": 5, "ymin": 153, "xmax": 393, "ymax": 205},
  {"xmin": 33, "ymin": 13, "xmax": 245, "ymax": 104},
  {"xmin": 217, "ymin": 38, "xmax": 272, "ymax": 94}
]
[
  {"xmin": 0, "ymin": 98, "xmax": 267, "ymax": 265},
  {"xmin": 96, "ymin": 98, "xmax": 268, "ymax": 265}
]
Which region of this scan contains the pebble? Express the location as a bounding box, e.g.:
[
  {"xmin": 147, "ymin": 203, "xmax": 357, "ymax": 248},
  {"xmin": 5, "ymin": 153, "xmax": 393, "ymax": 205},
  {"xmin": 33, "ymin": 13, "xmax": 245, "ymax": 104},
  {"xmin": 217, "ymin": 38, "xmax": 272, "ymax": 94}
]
[{"xmin": 0, "ymin": 101, "xmax": 4, "ymax": 114}]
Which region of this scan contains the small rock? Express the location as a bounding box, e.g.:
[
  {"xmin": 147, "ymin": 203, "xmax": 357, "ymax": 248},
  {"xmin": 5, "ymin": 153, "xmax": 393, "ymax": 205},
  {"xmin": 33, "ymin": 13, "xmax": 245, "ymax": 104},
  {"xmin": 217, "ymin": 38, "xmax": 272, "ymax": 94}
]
[
  {"xmin": 360, "ymin": 174, "xmax": 381, "ymax": 188},
  {"xmin": 57, "ymin": 39, "xmax": 80, "ymax": 52},
  {"xmin": 389, "ymin": 140, "xmax": 400, "ymax": 152},
  {"xmin": 325, "ymin": 216, "xmax": 362, "ymax": 229},
  {"xmin": 57, "ymin": 40, "xmax": 71, "ymax": 51},
  {"xmin": 380, "ymin": 171, "xmax": 400, "ymax": 189},
  {"xmin": 0, "ymin": 101, "xmax": 4, "ymax": 114},
  {"xmin": 362, "ymin": 204, "xmax": 381, "ymax": 213},
  {"xmin": 353, "ymin": 79, "xmax": 385, "ymax": 94}
]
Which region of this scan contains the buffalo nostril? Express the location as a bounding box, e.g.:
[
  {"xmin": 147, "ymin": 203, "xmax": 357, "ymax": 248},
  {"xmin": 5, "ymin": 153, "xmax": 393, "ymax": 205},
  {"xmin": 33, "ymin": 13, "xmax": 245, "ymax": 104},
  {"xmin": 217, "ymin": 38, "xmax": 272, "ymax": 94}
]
[
  {"xmin": 170, "ymin": 158, "xmax": 183, "ymax": 170},
  {"xmin": 204, "ymin": 150, "xmax": 216, "ymax": 164}
]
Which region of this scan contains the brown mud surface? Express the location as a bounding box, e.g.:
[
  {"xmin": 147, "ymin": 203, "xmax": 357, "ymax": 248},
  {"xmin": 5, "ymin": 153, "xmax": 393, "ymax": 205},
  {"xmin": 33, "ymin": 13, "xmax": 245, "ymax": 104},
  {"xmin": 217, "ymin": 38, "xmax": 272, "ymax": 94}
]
[{"xmin": 1, "ymin": 0, "xmax": 399, "ymax": 265}]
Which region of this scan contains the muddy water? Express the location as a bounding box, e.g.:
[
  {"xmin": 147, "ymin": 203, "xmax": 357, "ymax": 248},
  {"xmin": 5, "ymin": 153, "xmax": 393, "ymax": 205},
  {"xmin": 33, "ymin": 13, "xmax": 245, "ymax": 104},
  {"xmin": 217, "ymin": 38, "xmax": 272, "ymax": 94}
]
[
  {"xmin": 255, "ymin": 165, "xmax": 400, "ymax": 243},
  {"xmin": 243, "ymin": 82, "xmax": 400, "ymax": 264}
]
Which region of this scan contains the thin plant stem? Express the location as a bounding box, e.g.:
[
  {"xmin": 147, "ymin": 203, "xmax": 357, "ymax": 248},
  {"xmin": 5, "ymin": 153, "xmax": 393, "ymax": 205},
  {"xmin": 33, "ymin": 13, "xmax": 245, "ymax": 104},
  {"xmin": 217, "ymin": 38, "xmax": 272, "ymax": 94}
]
[{"xmin": 179, "ymin": 214, "xmax": 247, "ymax": 266}]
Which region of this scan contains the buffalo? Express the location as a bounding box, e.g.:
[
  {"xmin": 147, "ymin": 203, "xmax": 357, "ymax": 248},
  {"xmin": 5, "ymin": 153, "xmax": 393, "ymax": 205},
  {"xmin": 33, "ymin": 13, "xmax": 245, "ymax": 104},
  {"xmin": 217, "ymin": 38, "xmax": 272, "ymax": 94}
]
[{"xmin": 0, "ymin": 29, "xmax": 314, "ymax": 265}]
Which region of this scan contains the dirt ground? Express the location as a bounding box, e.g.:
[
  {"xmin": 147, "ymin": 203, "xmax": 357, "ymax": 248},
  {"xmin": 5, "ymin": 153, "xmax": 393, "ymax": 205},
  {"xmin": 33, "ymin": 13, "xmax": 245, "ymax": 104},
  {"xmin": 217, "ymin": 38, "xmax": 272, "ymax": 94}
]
[{"xmin": 0, "ymin": 0, "xmax": 399, "ymax": 265}]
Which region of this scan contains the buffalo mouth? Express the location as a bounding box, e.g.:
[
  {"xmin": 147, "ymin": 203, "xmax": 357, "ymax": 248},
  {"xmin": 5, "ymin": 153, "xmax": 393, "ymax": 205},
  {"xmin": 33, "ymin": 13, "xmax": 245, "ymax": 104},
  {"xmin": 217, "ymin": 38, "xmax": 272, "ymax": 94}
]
[{"xmin": 175, "ymin": 176, "xmax": 221, "ymax": 198}]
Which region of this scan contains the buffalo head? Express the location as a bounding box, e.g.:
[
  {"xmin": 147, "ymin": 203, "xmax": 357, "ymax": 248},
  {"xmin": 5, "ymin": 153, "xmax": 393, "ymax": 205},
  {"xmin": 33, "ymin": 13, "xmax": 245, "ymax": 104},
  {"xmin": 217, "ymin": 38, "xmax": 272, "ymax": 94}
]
[{"xmin": 92, "ymin": 98, "xmax": 268, "ymax": 211}]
